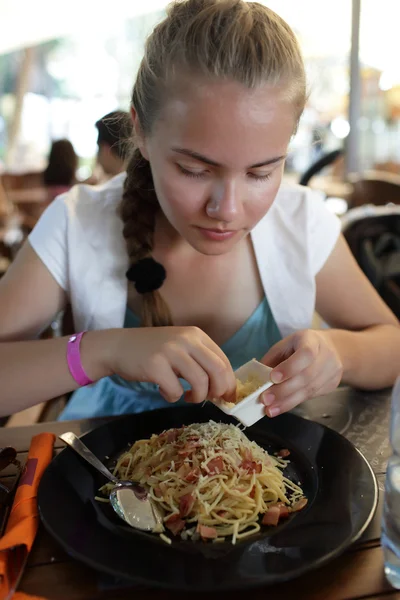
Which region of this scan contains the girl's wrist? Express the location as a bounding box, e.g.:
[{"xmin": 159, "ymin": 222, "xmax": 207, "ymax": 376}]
[{"xmin": 77, "ymin": 329, "xmax": 123, "ymax": 382}]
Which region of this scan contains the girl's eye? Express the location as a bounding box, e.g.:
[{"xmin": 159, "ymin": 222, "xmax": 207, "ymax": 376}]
[
  {"xmin": 178, "ymin": 165, "xmax": 207, "ymax": 179},
  {"xmin": 248, "ymin": 172, "xmax": 272, "ymax": 182}
]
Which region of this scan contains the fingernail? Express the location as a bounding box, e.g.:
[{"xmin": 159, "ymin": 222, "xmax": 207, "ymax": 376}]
[
  {"xmin": 262, "ymin": 393, "xmax": 275, "ymax": 406},
  {"xmin": 271, "ymin": 371, "xmax": 283, "ymax": 384},
  {"xmin": 267, "ymin": 406, "xmax": 280, "ymax": 418}
]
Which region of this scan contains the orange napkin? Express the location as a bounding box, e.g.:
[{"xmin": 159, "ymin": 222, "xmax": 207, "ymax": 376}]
[
  {"xmin": 0, "ymin": 432, "xmax": 55, "ymax": 600},
  {"xmin": 13, "ymin": 594, "xmax": 47, "ymax": 600}
]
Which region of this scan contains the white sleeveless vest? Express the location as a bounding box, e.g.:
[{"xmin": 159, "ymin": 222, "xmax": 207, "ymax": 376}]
[{"xmin": 29, "ymin": 173, "xmax": 341, "ymax": 339}]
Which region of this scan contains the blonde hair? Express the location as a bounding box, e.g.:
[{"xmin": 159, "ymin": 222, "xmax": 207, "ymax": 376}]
[{"xmin": 120, "ymin": 0, "xmax": 306, "ymax": 327}]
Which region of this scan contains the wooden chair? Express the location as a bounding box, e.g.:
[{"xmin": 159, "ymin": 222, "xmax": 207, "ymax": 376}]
[
  {"xmin": 1, "ymin": 171, "xmax": 43, "ymax": 191},
  {"xmin": 299, "ymin": 148, "xmax": 343, "ymax": 186},
  {"xmin": 347, "ymin": 171, "xmax": 400, "ymax": 208},
  {"xmin": 374, "ymin": 161, "xmax": 400, "ymax": 176}
]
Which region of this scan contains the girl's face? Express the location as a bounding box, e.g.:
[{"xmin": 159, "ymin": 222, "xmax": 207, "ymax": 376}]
[{"xmin": 135, "ymin": 79, "xmax": 297, "ymax": 255}]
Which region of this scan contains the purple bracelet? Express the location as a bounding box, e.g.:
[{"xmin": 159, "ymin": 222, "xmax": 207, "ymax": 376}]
[{"xmin": 66, "ymin": 331, "xmax": 94, "ymax": 387}]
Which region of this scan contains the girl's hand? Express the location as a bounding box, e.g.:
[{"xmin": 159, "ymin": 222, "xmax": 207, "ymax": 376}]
[
  {"xmin": 108, "ymin": 326, "xmax": 236, "ymax": 404},
  {"xmin": 260, "ymin": 330, "xmax": 343, "ymax": 417}
]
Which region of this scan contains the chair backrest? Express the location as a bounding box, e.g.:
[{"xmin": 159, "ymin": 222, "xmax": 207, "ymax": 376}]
[
  {"xmin": 343, "ymin": 209, "xmax": 400, "ymax": 318},
  {"xmin": 347, "ymin": 171, "xmax": 400, "ymax": 208},
  {"xmin": 374, "ymin": 161, "xmax": 400, "ymax": 176},
  {"xmin": 1, "ymin": 171, "xmax": 43, "ymax": 191},
  {"xmin": 299, "ymin": 148, "xmax": 343, "ymax": 186}
]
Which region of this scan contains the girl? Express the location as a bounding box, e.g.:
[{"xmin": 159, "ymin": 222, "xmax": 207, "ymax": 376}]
[{"xmin": 0, "ymin": 0, "xmax": 398, "ymax": 421}]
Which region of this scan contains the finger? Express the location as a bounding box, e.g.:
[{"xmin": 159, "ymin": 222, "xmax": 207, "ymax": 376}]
[
  {"xmin": 184, "ymin": 329, "xmax": 236, "ymax": 401},
  {"xmin": 200, "ymin": 335, "xmax": 233, "ymax": 371},
  {"xmin": 261, "ymin": 339, "xmax": 294, "ymax": 369},
  {"xmin": 159, "ymin": 385, "xmax": 184, "ymax": 403},
  {"xmin": 311, "ymin": 371, "xmax": 341, "ymax": 398},
  {"xmin": 188, "ymin": 343, "xmax": 236, "ymax": 401},
  {"xmin": 169, "ymin": 348, "xmax": 210, "ymax": 404},
  {"xmin": 151, "ymin": 359, "xmax": 185, "ymax": 403},
  {"xmin": 184, "ymin": 390, "xmax": 203, "ymax": 404},
  {"xmin": 261, "ymin": 364, "xmax": 320, "ymax": 404},
  {"xmin": 263, "ymin": 372, "xmax": 340, "ymax": 417},
  {"xmin": 269, "ymin": 342, "xmax": 319, "ymax": 384},
  {"xmin": 264, "ymin": 388, "xmax": 307, "ymax": 418}
]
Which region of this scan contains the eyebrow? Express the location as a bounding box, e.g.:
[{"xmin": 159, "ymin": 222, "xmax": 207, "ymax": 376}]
[{"xmin": 171, "ymin": 147, "xmax": 286, "ymax": 169}]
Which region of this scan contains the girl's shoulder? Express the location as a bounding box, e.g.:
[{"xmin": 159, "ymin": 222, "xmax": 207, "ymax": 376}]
[
  {"xmin": 63, "ymin": 173, "xmax": 126, "ymax": 217},
  {"xmin": 272, "ymin": 182, "xmax": 326, "ymax": 217},
  {"xmin": 253, "ymin": 182, "xmax": 341, "ymax": 276},
  {"xmin": 256, "ymin": 182, "xmax": 339, "ymax": 237}
]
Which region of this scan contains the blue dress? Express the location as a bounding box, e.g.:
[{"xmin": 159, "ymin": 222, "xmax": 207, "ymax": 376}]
[{"xmin": 58, "ymin": 298, "xmax": 281, "ymax": 420}]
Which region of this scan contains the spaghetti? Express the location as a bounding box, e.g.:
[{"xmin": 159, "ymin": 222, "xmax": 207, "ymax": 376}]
[{"xmin": 99, "ymin": 421, "xmax": 307, "ymax": 544}]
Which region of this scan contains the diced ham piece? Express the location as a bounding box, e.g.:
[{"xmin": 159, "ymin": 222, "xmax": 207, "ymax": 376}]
[
  {"xmin": 206, "ymin": 457, "xmax": 224, "ymax": 474},
  {"xmin": 262, "ymin": 506, "xmax": 281, "ymax": 526},
  {"xmin": 278, "ymin": 449, "xmax": 290, "ymax": 458},
  {"xmin": 166, "ymin": 429, "xmax": 179, "ymax": 443},
  {"xmin": 291, "ymin": 497, "xmax": 308, "ymax": 512},
  {"xmin": 154, "ymin": 487, "xmax": 163, "ymax": 498},
  {"xmin": 176, "ymin": 463, "xmax": 190, "ymax": 478},
  {"xmin": 177, "ymin": 450, "xmax": 190, "ymax": 458},
  {"xmin": 180, "ymin": 443, "xmax": 202, "ymax": 455},
  {"xmin": 239, "ymin": 460, "xmax": 262, "ymax": 474},
  {"xmin": 165, "ymin": 514, "xmax": 186, "ymax": 536},
  {"xmin": 278, "ymin": 504, "xmax": 289, "ymax": 519},
  {"xmin": 179, "ymin": 493, "xmax": 195, "ymax": 518},
  {"xmin": 198, "ymin": 525, "xmax": 217, "ymax": 540},
  {"xmin": 185, "ymin": 467, "xmax": 201, "ymax": 483},
  {"xmin": 242, "ymin": 448, "xmax": 253, "ymax": 461}
]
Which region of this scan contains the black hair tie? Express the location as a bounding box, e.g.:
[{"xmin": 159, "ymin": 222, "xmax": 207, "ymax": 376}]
[{"xmin": 126, "ymin": 257, "xmax": 166, "ymax": 294}]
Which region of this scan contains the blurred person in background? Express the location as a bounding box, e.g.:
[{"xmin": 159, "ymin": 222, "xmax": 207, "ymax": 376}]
[
  {"xmin": 95, "ymin": 110, "xmax": 133, "ymax": 179},
  {"xmin": 43, "ymin": 139, "xmax": 78, "ymax": 202}
]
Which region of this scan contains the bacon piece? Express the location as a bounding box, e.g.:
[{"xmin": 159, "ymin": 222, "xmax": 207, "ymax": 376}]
[
  {"xmin": 177, "ymin": 450, "xmax": 191, "ymax": 458},
  {"xmin": 166, "ymin": 429, "xmax": 179, "ymax": 443},
  {"xmin": 262, "ymin": 506, "xmax": 280, "ymax": 526},
  {"xmin": 291, "ymin": 497, "xmax": 308, "ymax": 512},
  {"xmin": 250, "ymin": 485, "xmax": 256, "ymax": 499},
  {"xmin": 165, "ymin": 514, "xmax": 186, "ymax": 536},
  {"xmin": 206, "ymin": 457, "xmax": 224, "ymax": 474},
  {"xmin": 159, "ymin": 482, "xmax": 168, "ymax": 494},
  {"xmin": 154, "ymin": 486, "xmax": 163, "ymax": 498},
  {"xmin": 185, "ymin": 467, "xmax": 201, "ymax": 483},
  {"xmin": 241, "ymin": 448, "xmax": 253, "ymax": 461},
  {"xmin": 278, "ymin": 504, "xmax": 289, "ymax": 519},
  {"xmin": 239, "ymin": 460, "xmax": 262, "ymax": 474},
  {"xmin": 179, "ymin": 493, "xmax": 195, "ymax": 518},
  {"xmin": 178, "ymin": 445, "xmax": 202, "ymax": 458},
  {"xmin": 198, "ymin": 525, "xmax": 217, "ymax": 540},
  {"xmin": 277, "ymin": 449, "xmax": 290, "ymax": 458},
  {"xmin": 176, "ymin": 463, "xmax": 190, "ymax": 479}
]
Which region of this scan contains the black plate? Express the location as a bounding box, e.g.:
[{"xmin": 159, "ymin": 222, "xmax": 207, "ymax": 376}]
[{"xmin": 38, "ymin": 404, "xmax": 378, "ymax": 591}]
